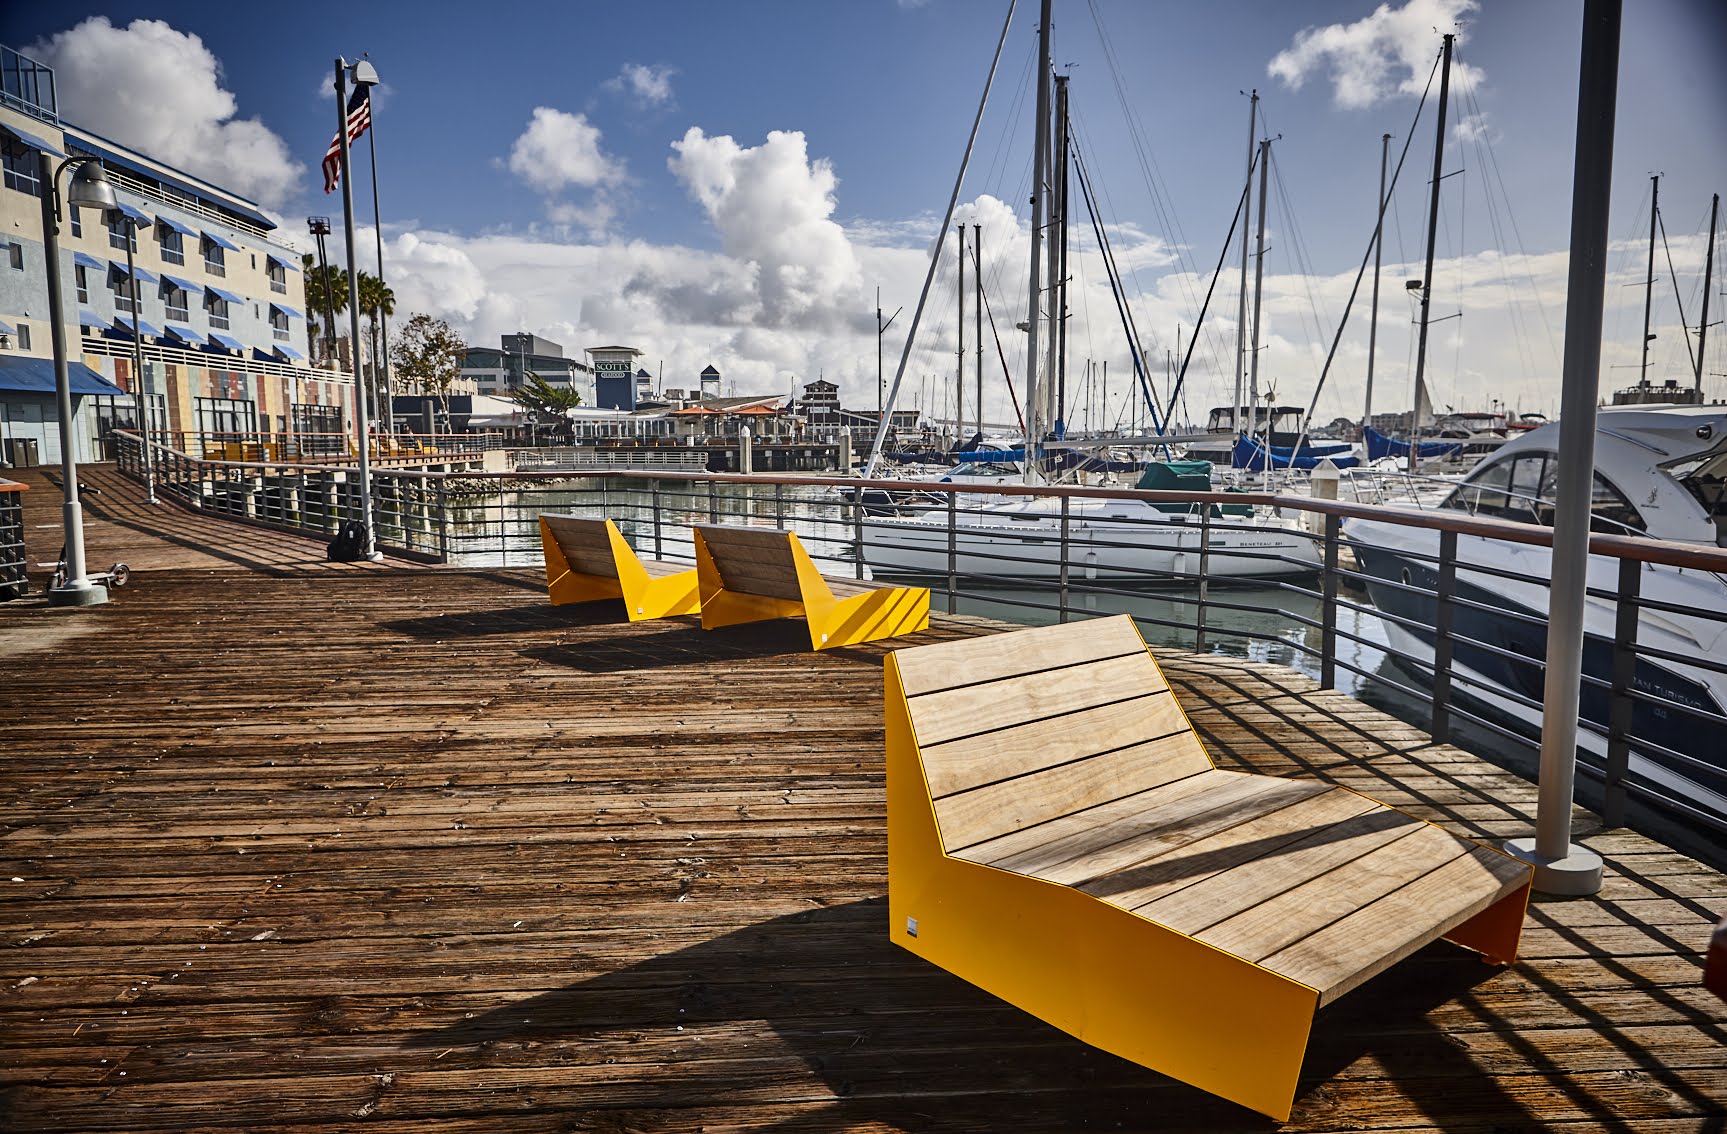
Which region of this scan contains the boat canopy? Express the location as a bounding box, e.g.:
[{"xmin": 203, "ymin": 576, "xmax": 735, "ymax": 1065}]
[{"xmin": 1364, "ymin": 425, "xmax": 1463, "ymax": 461}]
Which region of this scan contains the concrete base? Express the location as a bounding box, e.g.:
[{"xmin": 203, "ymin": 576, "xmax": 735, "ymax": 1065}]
[
  {"xmin": 47, "ymin": 581, "xmax": 110, "ymax": 607},
  {"xmin": 1503, "ymin": 836, "xmax": 1604, "ymax": 896}
]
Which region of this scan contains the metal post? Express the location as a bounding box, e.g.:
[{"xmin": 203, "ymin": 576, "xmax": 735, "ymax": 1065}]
[
  {"xmin": 652, "ymin": 486, "xmax": 664, "ymax": 560},
  {"xmin": 853, "ymin": 497, "xmax": 865, "ymax": 580},
  {"xmin": 1234, "ymin": 91, "xmax": 1257, "ymax": 439},
  {"xmin": 38, "ymin": 151, "xmax": 106, "ymax": 605},
  {"xmin": 1604, "ymin": 556, "xmax": 1640, "ymax": 828},
  {"xmin": 1058, "ymin": 493, "xmax": 1070, "ymax": 623},
  {"xmin": 1195, "ymin": 510, "xmax": 1212, "ymax": 650},
  {"xmin": 1365, "ymin": 133, "xmax": 1390, "ymax": 434},
  {"xmin": 956, "ymin": 224, "xmax": 965, "ymax": 433},
  {"xmin": 1640, "ymin": 174, "xmax": 1658, "ymax": 388},
  {"xmin": 974, "ymin": 223, "xmax": 983, "ymax": 437},
  {"xmin": 1431, "ymin": 529, "xmax": 1457, "ymax": 742},
  {"xmin": 1409, "ymin": 35, "xmax": 1455, "ymax": 475},
  {"xmin": 1246, "ymin": 138, "xmax": 1272, "ymax": 464},
  {"xmin": 1696, "ymin": 194, "xmax": 1717, "ymax": 393},
  {"xmin": 1320, "ymin": 513, "xmax": 1340, "ymax": 689},
  {"xmin": 335, "ymin": 57, "xmax": 382, "ymax": 561},
  {"xmin": 945, "ymin": 491, "xmax": 958, "ymax": 613},
  {"xmin": 120, "ymin": 216, "xmax": 157, "ymax": 505},
  {"xmin": 707, "ymin": 479, "xmax": 717, "ymax": 524},
  {"xmin": 1021, "ymin": 0, "xmax": 1052, "ymax": 482},
  {"xmin": 1505, "ymin": 0, "xmax": 1618, "ymax": 896}
]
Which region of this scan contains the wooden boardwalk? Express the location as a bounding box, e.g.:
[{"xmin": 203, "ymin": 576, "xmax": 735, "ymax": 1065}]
[{"xmin": 2, "ymin": 543, "xmax": 1724, "ymax": 1128}]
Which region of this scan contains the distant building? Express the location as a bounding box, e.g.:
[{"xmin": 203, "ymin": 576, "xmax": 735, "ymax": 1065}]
[
  {"xmin": 460, "ymin": 333, "xmax": 590, "ymax": 399},
  {"xmin": 1, "ymin": 43, "xmax": 324, "ymax": 464},
  {"xmin": 586, "ymin": 345, "xmax": 643, "ymax": 410}
]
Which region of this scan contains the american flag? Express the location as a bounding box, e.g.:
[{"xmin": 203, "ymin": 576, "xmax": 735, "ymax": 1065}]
[{"xmin": 322, "ymin": 85, "xmax": 372, "ymax": 194}]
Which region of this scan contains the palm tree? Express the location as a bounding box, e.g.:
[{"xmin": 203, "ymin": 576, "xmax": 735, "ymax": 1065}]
[
  {"xmin": 301, "ymin": 253, "xmax": 349, "ymax": 365},
  {"xmin": 357, "ymin": 271, "xmax": 396, "ymax": 423}
]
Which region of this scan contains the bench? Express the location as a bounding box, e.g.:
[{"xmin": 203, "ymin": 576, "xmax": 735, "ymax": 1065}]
[
  {"xmin": 693, "ymin": 524, "xmax": 929, "ymax": 650},
  {"xmin": 538, "ymin": 514, "xmax": 699, "ymax": 620},
  {"xmin": 884, "ymin": 615, "xmax": 1533, "ymax": 1120}
]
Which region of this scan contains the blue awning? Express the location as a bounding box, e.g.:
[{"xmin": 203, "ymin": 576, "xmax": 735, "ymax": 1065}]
[
  {"xmin": 164, "ymin": 324, "xmax": 205, "ymax": 344},
  {"xmin": 207, "ymin": 332, "xmax": 246, "ymax": 351},
  {"xmin": 0, "ymin": 318, "xmax": 14, "ymax": 335},
  {"xmin": 0, "ymin": 123, "xmax": 64, "ymax": 158},
  {"xmin": 78, "ymin": 309, "xmax": 108, "ymax": 328},
  {"xmin": 274, "ymin": 343, "xmax": 306, "ymax": 360},
  {"xmin": 160, "ymin": 273, "xmax": 204, "ymax": 294},
  {"xmin": 270, "ymin": 303, "xmax": 305, "ymax": 319},
  {"xmin": 206, "ymin": 285, "xmax": 246, "ymax": 305},
  {"xmin": 112, "ymin": 317, "xmax": 162, "ymax": 339},
  {"xmin": 110, "ymin": 263, "xmax": 159, "ymax": 285},
  {"xmin": 155, "ymin": 216, "xmax": 197, "ymax": 237},
  {"xmin": 267, "ymin": 253, "xmax": 301, "ymax": 273},
  {"xmin": 73, "ymin": 251, "xmax": 105, "ymax": 271},
  {"xmin": 114, "ymin": 202, "xmax": 152, "ymax": 225},
  {"xmin": 201, "ymin": 230, "xmax": 241, "ymax": 252},
  {"xmin": 0, "ymin": 356, "xmax": 125, "ymax": 396}
]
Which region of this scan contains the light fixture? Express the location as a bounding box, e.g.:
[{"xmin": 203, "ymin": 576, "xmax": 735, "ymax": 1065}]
[
  {"xmin": 350, "ymin": 59, "xmax": 380, "ymax": 87},
  {"xmin": 67, "ymin": 161, "xmax": 117, "ymax": 212}
]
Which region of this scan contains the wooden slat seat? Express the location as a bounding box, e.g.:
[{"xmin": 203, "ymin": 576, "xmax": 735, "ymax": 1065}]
[
  {"xmin": 693, "ymin": 524, "xmax": 929, "ymax": 650},
  {"xmin": 884, "ymin": 615, "xmax": 1533, "ymax": 1121},
  {"xmin": 538, "ymin": 514, "xmax": 699, "ymax": 620}
]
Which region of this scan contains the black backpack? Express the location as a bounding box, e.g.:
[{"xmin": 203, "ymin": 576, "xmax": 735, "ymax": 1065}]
[{"xmin": 327, "ymin": 521, "xmax": 367, "ymax": 562}]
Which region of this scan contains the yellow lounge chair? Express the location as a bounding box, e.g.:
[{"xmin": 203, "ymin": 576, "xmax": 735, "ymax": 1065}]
[{"xmin": 539, "ymin": 514, "xmax": 699, "ymax": 620}]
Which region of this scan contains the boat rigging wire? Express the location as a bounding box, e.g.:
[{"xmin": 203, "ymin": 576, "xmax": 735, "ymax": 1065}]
[
  {"xmin": 864, "ymin": 0, "xmax": 1018, "ymax": 477},
  {"xmin": 1659, "ymin": 208, "xmax": 1699, "ymax": 375}
]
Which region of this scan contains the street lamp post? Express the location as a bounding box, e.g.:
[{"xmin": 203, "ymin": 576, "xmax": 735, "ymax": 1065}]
[
  {"xmin": 37, "ymin": 151, "xmax": 118, "ymax": 606},
  {"xmin": 334, "ymin": 55, "xmax": 383, "ymax": 561}
]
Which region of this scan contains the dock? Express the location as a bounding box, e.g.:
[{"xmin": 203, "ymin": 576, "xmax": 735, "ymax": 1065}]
[{"xmin": 2, "ymin": 467, "xmax": 1724, "ymax": 1131}]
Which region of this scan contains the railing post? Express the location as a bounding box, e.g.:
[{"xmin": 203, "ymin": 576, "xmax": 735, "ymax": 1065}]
[
  {"xmin": 1195, "ymin": 510, "xmax": 1212, "ymax": 650},
  {"xmin": 945, "ymin": 491, "xmax": 958, "ymax": 612},
  {"xmin": 1430, "ymin": 528, "xmax": 1458, "ymax": 742},
  {"xmin": 1320, "ymin": 512, "xmax": 1340, "ymax": 689},
  {"xmin": 1605, "ymin": 555, "xmax": 1640, "ymax": 828},
  {"xmin": 707, "ymin": 479, "xmax": 718, "ymax": 525},
  {"xmin": 854, "ymin": 496, "xmax": 866, "ymax": 581},
  {"xmin": 1058, "ymin": 494, "xmax": 1071, "ymax": 623},
  {"xmin": 434, "ymin": 478, "xmax": 449, "ymax": 562},
  {"xmin": 652, "ymin": 486, "xmax": 664, "ymax": 560},
  {"xmin": 774, "ymin": 482, "xmax": 786, "ymax": 529}
]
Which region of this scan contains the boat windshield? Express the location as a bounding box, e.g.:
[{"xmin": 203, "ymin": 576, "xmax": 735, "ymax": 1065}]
[
  {"xmin": 1663, "ymin": 446, "xmax": 1727, "ymax": 545},
  {"xmin": 1440, "ymin": 451, "xmax": 1646, "ymax": 534}
]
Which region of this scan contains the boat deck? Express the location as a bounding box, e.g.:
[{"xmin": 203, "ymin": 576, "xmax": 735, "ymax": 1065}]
[{"xmin": 1, "ymin": 469, "xmax": 1724, "ymax": 1131}]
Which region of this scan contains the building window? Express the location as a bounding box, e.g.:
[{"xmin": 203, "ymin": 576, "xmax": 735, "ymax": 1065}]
[
  {"xmin": 1, "ymin": 145, "xmax": 40, "ymax": 195},
  {"xmin": 202, "ymin": 238, "xmax": 225, "ymax": 277},
  {"xmin": 267, "ymin": 260, "xmax": 287, "ymax": 294},
  {"xmin": 7, "ymin": 241, "xmax": 20, "ymax": 270},
  {"xmin": 270, "ymin": 306, "xmax": 290, "ymax": 342},
  {"xmin": 205, "ymin": 292, "xmax": 230, "ymax": 330},
  {"xmin": 158, "ymin": 225, "xmax": 184, "ymax": 265},
  {"xmin": 16, "ymin": 324, "xmax": 29, "ymax": 351},
  {"xmin": 110, "ymin": 269, "xmax": 137, "ymax": 313},
  {"xmin": 75, "ymin": 264, "xmax": 89, "ymax": 303},
  {"xmin": 162, "ymin": 281, "xmax": 188, "ymax": 323},
  {"xmin": 107, "ymin": 213, "xmax": 137, "ymax": 253},
  {"xmin": 195, "ymin": 396, "xmax": 257, "ymax": 443},
  {"xmin": 70, "ymin": 208, "xmax": 80, "ymax": 238}
]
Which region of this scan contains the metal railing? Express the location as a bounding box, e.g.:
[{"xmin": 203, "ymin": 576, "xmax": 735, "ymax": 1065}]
[{"xmin": 108, "ymin": 435, "xmax": 1727, "ymax": 860}]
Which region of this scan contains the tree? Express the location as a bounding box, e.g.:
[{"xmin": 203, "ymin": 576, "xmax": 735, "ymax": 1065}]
[
  {"xmin": 391, "ymin": 313, "xmax": 466, "ymax": 433},
  {"xmin": 301, "ymin": 252, "xmax": 350, "ymax": 366},
  {"xmin": 509, "ymin": 372, "xmax": 584, "ymax": 443},
  {"xmin": 356, "ymin": 271, "xmax": 396, "ymax": 421}
]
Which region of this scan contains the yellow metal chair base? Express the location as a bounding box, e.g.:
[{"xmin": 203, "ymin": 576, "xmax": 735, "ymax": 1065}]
[{"xmin": 540, "ymin": 518, "xmax": 699, "ymax": 620}]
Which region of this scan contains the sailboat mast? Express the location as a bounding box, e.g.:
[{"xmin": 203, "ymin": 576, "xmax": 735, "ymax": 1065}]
[
  {"xmin": 1023, "ymin": 0, "xmax": 1052, "ymax": 480},
  {"xmin": 1699, "ymin": 193, "xmax": 1719, "ymax": 393},
  {"xmin": 1365, "ymin": 132, "xmax": 1390, "ymax": 432},
  {"xmin": 1053, "ymin": 74, "xmax": 1071, "ymax": 435},
  {"xmin": 1235, "ymin": 90, "xmax": 1257, "ymax": 436},
  {"xmin": 1408, "ymin": 32, "xmax": 1455, "ymax": 475},
  {"xmin": 974, "ymin": 224, "xmax": 984, "ymax": 435},
  {"xmin": 1641, "ymin": 173, "xmax": 1658, "ymax": 386},
  {"xmin": 956, "ymin": 224, "xmax": 966, "ymax": 436},
  {"xmin": 1247, "ymin": 137, "xmax": 1272, "ymax": 468}
]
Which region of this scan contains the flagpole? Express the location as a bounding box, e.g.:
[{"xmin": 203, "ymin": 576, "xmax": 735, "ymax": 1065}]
[
  {"xmin": 357, "ymin": 62, "xmax": 393, "ymax": 437},
  {"xmin": 335, "ymin": 56, "xmax": 382, "ymax": 561}
]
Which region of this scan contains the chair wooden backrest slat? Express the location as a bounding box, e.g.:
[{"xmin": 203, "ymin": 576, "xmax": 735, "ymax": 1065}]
[
  {"xmin": 543, "ymin": 515, "xmax": 624, "ymax": 579},
  {"xmin": 896, "ymin": 616, "xmax": 1159, "ymax": 697},
  {"xmin": 910, "ymin": 653, "xmax": 1171, "ymax": 748},
  {"xmin": 693, "ymin": 525, "xmax": 805, "ymax": 601}
]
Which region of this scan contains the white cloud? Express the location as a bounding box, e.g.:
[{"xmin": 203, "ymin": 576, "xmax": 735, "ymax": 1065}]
[
  {"xmin": 604, "ymin": 63, "xmax": 676, "ymax": 107},
  {"xmin": 29, "ymin": 17, "xmax": 303, "ymax": 209},
  {"xmin": 1267, "ymin": 0, "xmax": 1484, "ymax": 109},
  {"xmin": 668, "ymin": 127, "xmax": 864, "ymax": 328},
  {"xmin": 508, "ymin": 107, "xmax": 621, "ymax": 193}
]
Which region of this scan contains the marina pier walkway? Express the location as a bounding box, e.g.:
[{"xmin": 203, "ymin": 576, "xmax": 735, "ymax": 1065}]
[{"xmin": 1, "ymin": 469, "xmax": 1724, "ymax": 1131}]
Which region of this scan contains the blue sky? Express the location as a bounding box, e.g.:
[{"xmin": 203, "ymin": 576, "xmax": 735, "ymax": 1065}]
[{"xmin": 5, "ymin": 0, "xmax": 1725, "ymax": 424}]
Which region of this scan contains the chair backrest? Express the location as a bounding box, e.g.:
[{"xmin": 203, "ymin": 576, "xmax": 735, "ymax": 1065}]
[
  {"xmin": 542, "ymin": 515, "xmax": 624, "ymax": 580},
  {"xmin": 694, "ymin": 524, "xmax": 805, "ymax": 601},
  {"xmin": 893, "ymin": 615, "xmax": 1213, "ymax": 854}
]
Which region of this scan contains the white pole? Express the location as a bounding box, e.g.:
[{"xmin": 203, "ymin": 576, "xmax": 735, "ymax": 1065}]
[{"xmin": 336, "ymin": 57, "xmax": 382, "ymax": 561}]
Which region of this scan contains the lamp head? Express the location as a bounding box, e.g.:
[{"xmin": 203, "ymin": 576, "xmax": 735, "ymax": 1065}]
[
  {"xmin": 67, "ymin": 160, "xmax": 117, "ymax": 212},
  {"xmin": 350, "ymin": 59, "xmax": 380, "ymax": 86}
]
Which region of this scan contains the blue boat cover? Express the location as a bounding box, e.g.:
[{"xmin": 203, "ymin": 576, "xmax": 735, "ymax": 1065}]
[
  {"xmin": 207, "ymin": 332, "xmax": 246, "ymax": 351},
  {"xmin": 1232, "ymin": 436, "xmax": 1362, "ymax": 471},
  {"xmin": 1363, "ymin": 425, "xmax": 1463, "ymax": 461},
  {"xmin": 952, "ymin": 448, "xmax": 1027, "ymax": 463},
  {"xmin": 206, "ymin": 285, "xmax": 246, "ymax": 305},
  {"xmin": 201, "ymin": 230, "xmax": 241, "ymax": 252},
  {"xmin": 0, "ymin": 356, "xmax": 124, "ymax": 396}
]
